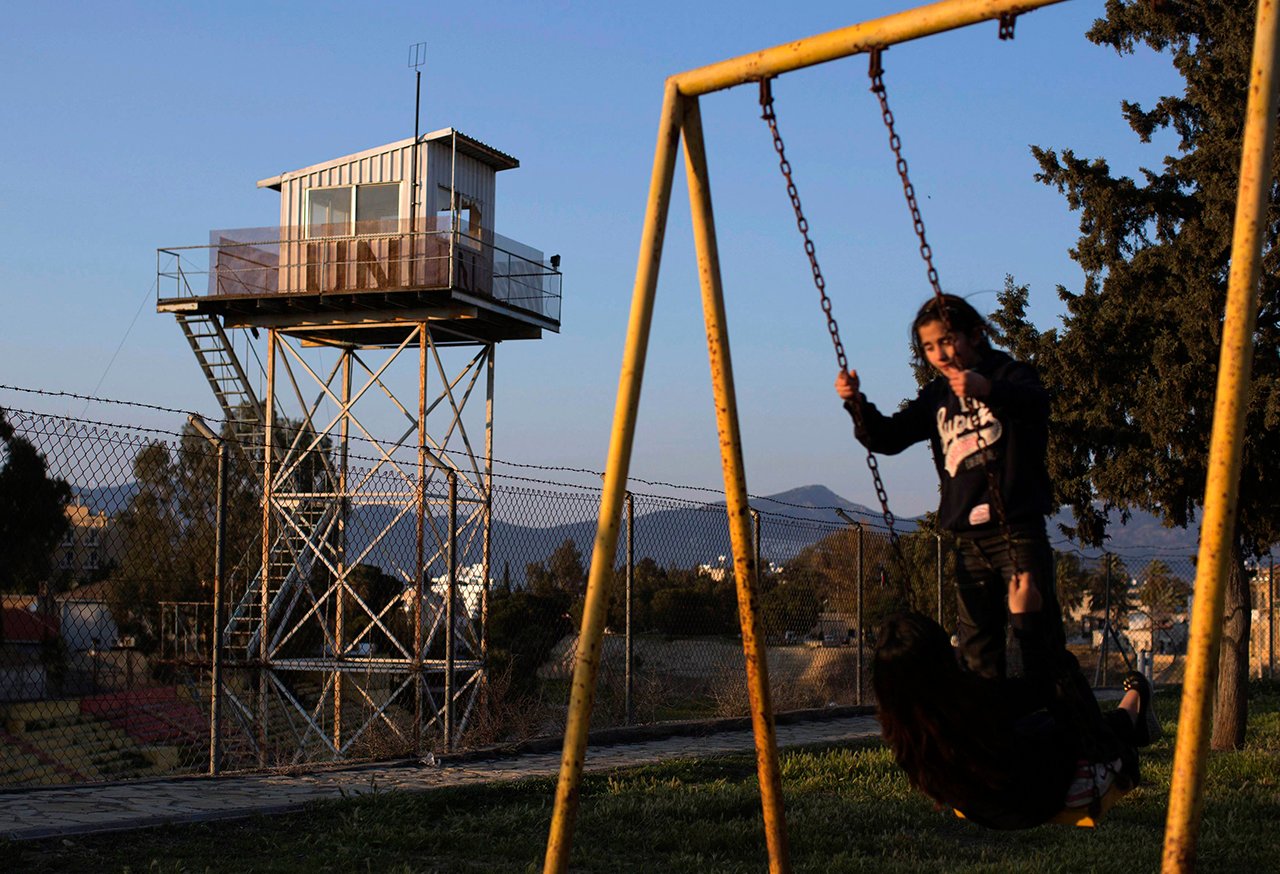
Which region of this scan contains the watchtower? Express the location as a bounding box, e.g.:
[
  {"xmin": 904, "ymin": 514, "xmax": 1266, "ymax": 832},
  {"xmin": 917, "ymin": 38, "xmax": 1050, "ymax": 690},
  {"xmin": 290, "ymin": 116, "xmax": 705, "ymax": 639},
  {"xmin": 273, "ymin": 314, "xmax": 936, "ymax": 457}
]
[{"xmin": 157, "ymin": 128, "xmax": 561, "ymax": 765}]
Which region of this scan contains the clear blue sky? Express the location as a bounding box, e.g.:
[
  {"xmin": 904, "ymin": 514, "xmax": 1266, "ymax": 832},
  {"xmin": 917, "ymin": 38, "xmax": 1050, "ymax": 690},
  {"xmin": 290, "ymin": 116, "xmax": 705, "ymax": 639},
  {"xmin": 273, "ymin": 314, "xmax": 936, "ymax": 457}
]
[{"xmin": 0, "ymin": 1, "xmax": 1183, "ymax": 515}]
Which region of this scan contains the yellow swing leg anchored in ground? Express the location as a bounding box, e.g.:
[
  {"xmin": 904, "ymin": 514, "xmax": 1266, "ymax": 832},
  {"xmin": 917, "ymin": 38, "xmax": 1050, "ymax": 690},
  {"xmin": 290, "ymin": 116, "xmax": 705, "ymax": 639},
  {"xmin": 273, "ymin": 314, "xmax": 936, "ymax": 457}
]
[{"xmin": 1162, "ymin": 0, "xmax": 1280, "ymax": 870}]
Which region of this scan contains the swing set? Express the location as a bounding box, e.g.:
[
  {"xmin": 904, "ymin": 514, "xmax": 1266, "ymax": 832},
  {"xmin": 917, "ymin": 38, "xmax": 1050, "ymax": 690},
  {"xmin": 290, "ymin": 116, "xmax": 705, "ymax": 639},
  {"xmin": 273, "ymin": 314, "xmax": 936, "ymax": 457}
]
[{"xmin": 543, "ymin": 2, "xmax": 1280, "ymax": 873}]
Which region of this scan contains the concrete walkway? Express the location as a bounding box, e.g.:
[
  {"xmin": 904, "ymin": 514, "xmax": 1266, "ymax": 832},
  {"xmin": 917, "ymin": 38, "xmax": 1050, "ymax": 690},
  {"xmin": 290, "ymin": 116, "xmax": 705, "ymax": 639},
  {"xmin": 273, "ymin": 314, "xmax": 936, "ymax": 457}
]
[{"xmin": 0, "ymin": 713, "xmax": 882, "ymax": 842}]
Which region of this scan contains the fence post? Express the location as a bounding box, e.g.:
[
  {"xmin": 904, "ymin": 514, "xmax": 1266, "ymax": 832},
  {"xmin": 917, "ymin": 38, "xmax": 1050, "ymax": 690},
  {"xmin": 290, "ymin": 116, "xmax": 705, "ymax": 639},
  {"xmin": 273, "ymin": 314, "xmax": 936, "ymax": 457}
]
[
  {"xmin": 258, "ymin": 334, "xmax": 276, "ymax": 768},
  {"xmin": 414, "ymin": 330, "xmax": 428, "ymax": 755},
  {"xmin": 445, "ymin": 470, "xmax": 457, "ymax": 750},
  {"xmin": 1101, "ymin": 553, "xmax": 1112, "ymax": 687},
  {"xmin": 751, "ymin": 508, "xmax": 762, "ymax": 573},
  {"xmin": 1270, "ymin": 553, "xmax": 1276, "ymax": 680},
  {"xmin": 625, "ymin": 491, "xmax": 634, "ymax": 726},
  {"xmin": 188, "ymin": 414, "xmax": 226, "ymax": 776},
  {"xmin": 836, "ymin": 509, "xmax": 864, "ymax": 705},
  {"xmin": 856, "ymin": 523, "xmax": 864, "ymax": 706},
  {"xmin": 211, "ymin": 441, "xmax": 226, "ymax": 775},
  {"xmin": 750, "ymin": 508, "xmax": 763, "ymax": 646},
  {"xmin": 936, "ymin": 533, "xmax": 943, "ymax": 626}
]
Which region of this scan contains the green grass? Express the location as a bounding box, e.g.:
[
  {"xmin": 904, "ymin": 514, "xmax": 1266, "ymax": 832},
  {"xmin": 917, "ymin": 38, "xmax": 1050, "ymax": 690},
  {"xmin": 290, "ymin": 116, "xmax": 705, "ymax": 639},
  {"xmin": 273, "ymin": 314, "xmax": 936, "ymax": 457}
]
[{"xmin": 7, "ymin": 684, "xmax": 1280, "ymax": 873}]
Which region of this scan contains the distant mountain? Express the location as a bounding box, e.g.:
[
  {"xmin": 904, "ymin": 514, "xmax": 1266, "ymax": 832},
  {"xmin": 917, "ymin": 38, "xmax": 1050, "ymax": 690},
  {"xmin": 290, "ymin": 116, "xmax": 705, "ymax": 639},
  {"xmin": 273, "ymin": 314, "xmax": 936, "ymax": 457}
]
[
  {"xmin": 71, "ymin": 483, "xmax": 138, "ymax": 514},
  {"xmin": 752, "ymin": 487, "xmax": 1202, "ymax": 556},
  {"xmin": 350, "ymin": 484, "xmax": 881, "ymax": 583},
  {"xmin": 69, "ymin": 475, "xmax": 1203, "ymax": 584},
  {"xmin": 1048, "ymin": 506, "xmax": 1200, "ymax": 555},
  {"xmin": 745, "ymin": 484, "xmax": 915, "ymax": 529}
]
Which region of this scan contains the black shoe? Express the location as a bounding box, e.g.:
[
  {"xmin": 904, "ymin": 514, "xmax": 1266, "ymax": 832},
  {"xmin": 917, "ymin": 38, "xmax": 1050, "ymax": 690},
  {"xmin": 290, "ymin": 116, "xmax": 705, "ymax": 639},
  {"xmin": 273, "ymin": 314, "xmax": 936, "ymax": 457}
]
[{"xmin": 1123, "ymin": 671, "xmax": 1162, "ymax": 746}]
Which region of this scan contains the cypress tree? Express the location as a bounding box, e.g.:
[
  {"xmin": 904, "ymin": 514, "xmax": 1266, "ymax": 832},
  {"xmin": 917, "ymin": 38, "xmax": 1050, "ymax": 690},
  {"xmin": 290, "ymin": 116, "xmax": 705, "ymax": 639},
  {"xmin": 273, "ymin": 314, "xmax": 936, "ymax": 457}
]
[{"xmin": 1001, "ymin": 0, "xmax": 1280, "ymax": 748}]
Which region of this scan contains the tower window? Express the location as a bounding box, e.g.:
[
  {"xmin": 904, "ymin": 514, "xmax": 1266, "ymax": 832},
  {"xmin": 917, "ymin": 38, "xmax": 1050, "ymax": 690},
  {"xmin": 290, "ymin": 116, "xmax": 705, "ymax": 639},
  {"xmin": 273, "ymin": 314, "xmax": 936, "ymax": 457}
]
[{"xmin": 307, "ymin": 184, "xmax": 400, "ymax": 237}]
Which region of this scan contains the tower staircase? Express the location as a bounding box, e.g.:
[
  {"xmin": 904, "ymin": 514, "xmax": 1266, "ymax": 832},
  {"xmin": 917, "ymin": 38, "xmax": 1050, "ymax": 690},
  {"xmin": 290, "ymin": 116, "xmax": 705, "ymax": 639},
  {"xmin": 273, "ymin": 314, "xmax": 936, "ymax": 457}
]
[
  {"xmin": 174, "ymin": 312, "xmax": 266, "ymax": 455},
  {"xmin": 174, "ymin": 312, "xmax": 339, "ymax": 664},
  {"xmin": 223, "ymin": 499, "xmax": 335, "ymax": 661}
]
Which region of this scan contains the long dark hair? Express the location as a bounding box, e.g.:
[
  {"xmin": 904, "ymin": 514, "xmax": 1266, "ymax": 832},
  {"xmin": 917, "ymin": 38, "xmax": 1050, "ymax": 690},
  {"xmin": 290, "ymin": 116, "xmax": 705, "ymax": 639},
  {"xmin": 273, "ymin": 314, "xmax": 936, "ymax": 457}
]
[
  {"xmin": 873, "ymin": 612, "xmax": 1011, "ymax": 806},
  {"xmin": 909, "ymin": 294, "xmax": 992, "ymax": 371}
]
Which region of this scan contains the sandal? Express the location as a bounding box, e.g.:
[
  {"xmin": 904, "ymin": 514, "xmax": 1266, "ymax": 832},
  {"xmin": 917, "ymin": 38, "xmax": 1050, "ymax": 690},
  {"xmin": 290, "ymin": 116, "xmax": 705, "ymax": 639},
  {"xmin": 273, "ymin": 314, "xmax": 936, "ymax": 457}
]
[{"xmin": 1123, "ymin": 671, "xmax": 1162, "ymax": 746}]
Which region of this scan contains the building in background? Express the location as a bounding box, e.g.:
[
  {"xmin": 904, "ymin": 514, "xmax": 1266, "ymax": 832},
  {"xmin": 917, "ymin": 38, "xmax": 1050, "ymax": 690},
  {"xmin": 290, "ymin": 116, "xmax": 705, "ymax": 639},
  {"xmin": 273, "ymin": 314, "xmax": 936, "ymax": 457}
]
[
  {"xmin": 1251, "ymin": 564, "xmax": 1276, "ymax": 680},
  {"xmin": 53, "ymin": 504, "xmax": 119, "ymax": 589}
]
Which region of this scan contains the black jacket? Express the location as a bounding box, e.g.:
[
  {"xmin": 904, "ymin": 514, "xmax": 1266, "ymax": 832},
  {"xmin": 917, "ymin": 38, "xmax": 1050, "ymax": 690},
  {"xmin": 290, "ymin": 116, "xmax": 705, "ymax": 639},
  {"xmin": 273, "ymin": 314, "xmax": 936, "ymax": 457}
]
[{"xmin": 845, "ymin": 349, "xmax": 1052, "ymax": 534}]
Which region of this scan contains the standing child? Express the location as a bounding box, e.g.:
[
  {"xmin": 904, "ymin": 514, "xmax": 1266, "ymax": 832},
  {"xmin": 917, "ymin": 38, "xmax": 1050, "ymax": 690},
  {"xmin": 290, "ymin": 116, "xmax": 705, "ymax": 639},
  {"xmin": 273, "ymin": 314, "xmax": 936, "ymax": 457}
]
[
  {"xmin": 835, "ymin": 293, "xmax": 1064, "ymax": 683},
  {"xmin": 834, "ymin": 294, "xmax": 1151, "ymax": 764}
]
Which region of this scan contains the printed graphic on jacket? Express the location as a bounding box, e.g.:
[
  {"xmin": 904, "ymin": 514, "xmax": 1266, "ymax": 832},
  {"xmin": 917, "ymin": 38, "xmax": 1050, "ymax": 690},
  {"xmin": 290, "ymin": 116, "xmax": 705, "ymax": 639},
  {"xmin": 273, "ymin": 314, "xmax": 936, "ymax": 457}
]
[{"xmin": 937, "ymin": 401, "xmax": 1002, "ymax": 479}]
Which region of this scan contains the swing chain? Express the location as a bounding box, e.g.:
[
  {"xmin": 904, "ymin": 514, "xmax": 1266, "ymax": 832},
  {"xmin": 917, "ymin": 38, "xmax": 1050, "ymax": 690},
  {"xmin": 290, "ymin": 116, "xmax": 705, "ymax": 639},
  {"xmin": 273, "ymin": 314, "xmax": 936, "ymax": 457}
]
[
  {"xmin": 868, "ymin": 48, "xmax": 943, "ymax": 303},
  {"xmin": 868, "ymin": 50, "xmax": 1021, "ymax": 578},
  {"xmin": 758, "ymin": 77, "xmax": 911, "ymax": 605},
  {"xmin": 759, "ymin": 78, "xmax": 847, "ymax": 375}
]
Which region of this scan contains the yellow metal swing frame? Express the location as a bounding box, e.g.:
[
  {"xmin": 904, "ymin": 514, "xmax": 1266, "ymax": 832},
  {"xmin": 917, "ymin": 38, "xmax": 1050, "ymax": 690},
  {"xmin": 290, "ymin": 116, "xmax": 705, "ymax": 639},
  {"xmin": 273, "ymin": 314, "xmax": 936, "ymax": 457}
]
[{"xmin": 541, "ymin": 2, "xmax": 1280, "ymax": 872}]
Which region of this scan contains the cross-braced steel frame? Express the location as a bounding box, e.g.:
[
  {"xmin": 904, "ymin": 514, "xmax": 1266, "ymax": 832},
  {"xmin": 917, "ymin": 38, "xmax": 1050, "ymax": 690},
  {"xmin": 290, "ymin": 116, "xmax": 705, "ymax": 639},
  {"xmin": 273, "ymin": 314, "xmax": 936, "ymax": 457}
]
[
  {"xmin": 541, "ymin": 2, "xmax": 1280, "ymax": 873},
  {"xmin": 217, "ymin": 323, "xmax": 493, "ymax": 766}
]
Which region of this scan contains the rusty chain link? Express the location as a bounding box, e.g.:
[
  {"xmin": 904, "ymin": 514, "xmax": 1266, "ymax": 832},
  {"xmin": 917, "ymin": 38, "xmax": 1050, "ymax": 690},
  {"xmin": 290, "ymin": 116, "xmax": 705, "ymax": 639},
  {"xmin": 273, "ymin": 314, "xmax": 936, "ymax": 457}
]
[
  {"xmin": 998, "ymin": 12, "xmax": 1017, "ymax": 40},
  {"xmin": 868, "ymin": 48, "xmax": 1021, "ymax": 578},
  {"xmin": 759, "ymin": 77, "xmax": 914, "ymax": 607},
  {"xmin": 868, "ymin": 49, "xmax": 944, "ymax": 305},
  {"xmin": 758, "ymin": 79, "xmax": 848, "ymax": 376}
]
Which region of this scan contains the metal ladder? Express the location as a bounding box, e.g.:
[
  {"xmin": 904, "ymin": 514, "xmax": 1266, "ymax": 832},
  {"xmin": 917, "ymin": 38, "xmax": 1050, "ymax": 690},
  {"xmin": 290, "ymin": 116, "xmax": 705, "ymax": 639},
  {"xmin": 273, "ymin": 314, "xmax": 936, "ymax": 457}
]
[
  {"xmin": 175, "ymin": 313, "xmax": 340, "ymax": 663},
  {"xmin": 176, "ymin": 311, "xmax": 307, "ymax": 660},
  {"xmin": 174, "ymin": 312, "xmax": 265, "ymax": 453}
]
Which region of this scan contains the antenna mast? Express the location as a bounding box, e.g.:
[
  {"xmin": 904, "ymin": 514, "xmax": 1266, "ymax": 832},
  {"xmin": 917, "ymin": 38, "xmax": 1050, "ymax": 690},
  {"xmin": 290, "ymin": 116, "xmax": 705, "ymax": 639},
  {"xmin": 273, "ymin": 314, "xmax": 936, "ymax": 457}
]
[{"xmin": 408, "ymin": 42, "xmax": 427, "ymax": 236}]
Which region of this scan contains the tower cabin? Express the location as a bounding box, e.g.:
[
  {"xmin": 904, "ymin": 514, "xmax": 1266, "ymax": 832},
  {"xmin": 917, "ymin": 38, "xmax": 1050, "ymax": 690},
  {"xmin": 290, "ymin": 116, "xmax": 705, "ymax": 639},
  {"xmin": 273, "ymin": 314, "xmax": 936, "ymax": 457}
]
[{"xmin": 156, "ymin": 128, "xmax": 561, "ymax": 348}]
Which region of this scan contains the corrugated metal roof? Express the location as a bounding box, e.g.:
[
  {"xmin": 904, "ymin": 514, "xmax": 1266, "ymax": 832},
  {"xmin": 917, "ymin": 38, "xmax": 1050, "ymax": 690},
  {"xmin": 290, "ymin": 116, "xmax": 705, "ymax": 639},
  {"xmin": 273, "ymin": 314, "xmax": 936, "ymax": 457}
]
[{"xmin": 257, "ymin": 128, "xmax": 519, "ymax": 190}]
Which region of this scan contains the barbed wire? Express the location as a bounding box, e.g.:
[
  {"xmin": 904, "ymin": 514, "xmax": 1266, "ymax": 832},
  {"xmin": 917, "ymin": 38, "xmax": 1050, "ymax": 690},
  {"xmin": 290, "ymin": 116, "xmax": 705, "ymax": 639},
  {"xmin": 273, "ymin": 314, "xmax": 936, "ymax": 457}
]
[
  {"xmin": 0, "ymin": 404, "xmax": 774, "ymax": 502},
  {"xmin": 1, "ymin": 383, "xmax": 201, "ymax": 419},
  {"xmin": 0, "ymin": 383, "xmax": 1226, "ymax": 555},
  {"xmin": 4, "ymin": 406, "xmax": 201, "ymax": 444},
  {"xmin": 0, "ymin": 383, "xmax": 885, "ymax": 516}
]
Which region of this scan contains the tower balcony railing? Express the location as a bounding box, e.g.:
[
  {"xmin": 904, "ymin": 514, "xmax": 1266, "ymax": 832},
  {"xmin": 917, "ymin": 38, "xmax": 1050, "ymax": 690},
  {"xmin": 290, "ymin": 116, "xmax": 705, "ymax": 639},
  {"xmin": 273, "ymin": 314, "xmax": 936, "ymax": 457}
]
[{"xmin": 157, "ymin": 217, "xmax": 562, "ymax": 325}]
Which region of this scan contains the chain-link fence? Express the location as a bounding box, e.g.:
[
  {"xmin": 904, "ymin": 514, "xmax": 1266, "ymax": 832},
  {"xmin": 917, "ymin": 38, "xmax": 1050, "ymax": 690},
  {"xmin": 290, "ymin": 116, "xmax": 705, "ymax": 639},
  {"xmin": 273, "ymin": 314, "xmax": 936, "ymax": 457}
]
[
  {"xmin": 2, "ymin": 389, "xmax": 1277, "ymax": 789},
  {"xmin": 1, "ymin": 408, "xmax": 214, "ymax": 787}
]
